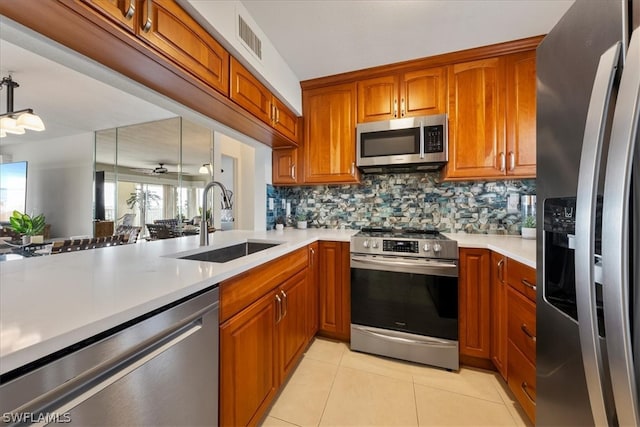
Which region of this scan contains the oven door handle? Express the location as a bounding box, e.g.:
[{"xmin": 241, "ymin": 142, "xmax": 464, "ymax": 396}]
[{"xmin": 351, "ymin": 255, "xmax": 458, "ymax": 277}]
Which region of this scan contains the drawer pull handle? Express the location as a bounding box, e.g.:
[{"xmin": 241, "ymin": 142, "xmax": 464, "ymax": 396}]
[
  {"xmin": 521, "ymin": 279, "xmax": 537, "ymax": 291},
  {"xmin": 521, "ymin": 381, "xmax": 536, "ymax": 404},
  {"xmin": 521, "ymin": 324, "xmax": 536, "ymax": 342},
  {"xmin": 497, "ymin": 258, "xmax": 505, "ymax": 282}
]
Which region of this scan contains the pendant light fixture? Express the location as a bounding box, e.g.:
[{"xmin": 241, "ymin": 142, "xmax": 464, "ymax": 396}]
[{"xmin": 0, "ymin": 75, "xmax": 45, "ymax": 138}]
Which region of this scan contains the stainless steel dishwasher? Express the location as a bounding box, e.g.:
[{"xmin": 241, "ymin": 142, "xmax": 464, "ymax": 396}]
[{"xmin": 0, "ymin": 285, "xmax": 219, "ymax": 426}]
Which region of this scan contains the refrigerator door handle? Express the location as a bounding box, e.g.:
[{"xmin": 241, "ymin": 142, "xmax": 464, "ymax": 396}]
[
  {"xmin": 603, "ymin": 27, "xmax": 640, "ymax": 427},
  {"xmin": 575, "ymin": 41, "xmax": 621, "ymax": 427}
]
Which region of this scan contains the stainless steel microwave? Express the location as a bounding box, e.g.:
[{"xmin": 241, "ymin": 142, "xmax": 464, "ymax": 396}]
[{"xmin": 356, "ymin": 114, "xmax": 448, "ymax": 173}]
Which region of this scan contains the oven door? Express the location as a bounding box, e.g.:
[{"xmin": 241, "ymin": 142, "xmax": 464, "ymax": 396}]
[{"xmin": 350, "ymin": 254, "xmax": 458, "ymax": 340}]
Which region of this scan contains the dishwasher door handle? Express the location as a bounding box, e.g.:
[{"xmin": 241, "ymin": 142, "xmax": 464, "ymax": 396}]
[{"xmin": 7, "ymin": 303, "xmax": 217, "ymax": 425}]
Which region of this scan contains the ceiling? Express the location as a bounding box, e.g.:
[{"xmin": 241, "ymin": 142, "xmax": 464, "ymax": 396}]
[{"xmin": 240, "ymin": 0, "xmax": 575, "ymax": 81}]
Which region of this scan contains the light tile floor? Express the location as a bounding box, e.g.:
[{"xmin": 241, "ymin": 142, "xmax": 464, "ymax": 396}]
[{"xmin": 261, "ymin": 337, "xmax": 532, "ymax": 427}]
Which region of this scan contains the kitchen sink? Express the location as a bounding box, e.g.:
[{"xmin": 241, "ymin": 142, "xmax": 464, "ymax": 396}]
[{"xmin": 179, "ymin": 241, "xmax": 281, "ymax": 263}]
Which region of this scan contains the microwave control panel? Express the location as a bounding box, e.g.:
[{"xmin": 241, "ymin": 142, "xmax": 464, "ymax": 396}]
[{"xmin": 424, "ymin": 125, "xmax": 444, "ymax": 153}]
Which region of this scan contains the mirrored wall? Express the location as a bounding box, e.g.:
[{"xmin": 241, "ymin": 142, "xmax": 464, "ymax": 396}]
[{"xmin": 94, "ymin": 116, "xmax": 222, "ymax": 238}]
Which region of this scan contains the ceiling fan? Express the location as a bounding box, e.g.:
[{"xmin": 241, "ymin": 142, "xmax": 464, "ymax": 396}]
[{"xmin": 131, "ymin": 163, "xmax": 172, "ymax": 175}]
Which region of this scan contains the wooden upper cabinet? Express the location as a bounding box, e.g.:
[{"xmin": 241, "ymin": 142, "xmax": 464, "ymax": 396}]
[
  {"xmin": 83, "ymin": 0, "xmax": 136, "ymax": 31},
  {"xmin": 231, "ymin": 57, "xmax": 299, "ymax": 144},
  {"xmin": 271, "ymin": 96, "xmax": 299, "ymax": 143},
  {"xmin": 303, "ymin": 83, "xmax": 359, "ymax": 184},
  {"xmin": 357, "ymin": 67, "xmax": 447, "ymax": 123},
  {"xmin": 137, "ymin": 0, "xmax": 229, "ymax": 96},
  {"xmin": 402, "ymin": 67, "xmax": 448, "ymax": 117},
  {"xmin": 230, "ymin": 57, "xmax": 271, "ymax": 123},
  {"xmin": 446, "ymin": 57, "xmax": 505, "ymax": 180},
  {"xmin": 505, "ymin": 50, "xmax": 537, "ymax": 177},
  {"xmin": 272, "ymin": 148, "xmax": 300, "ymax": 185},
  {"xmin": 357, "ymin": 75, "xmax": 399, "ymax": 122}
]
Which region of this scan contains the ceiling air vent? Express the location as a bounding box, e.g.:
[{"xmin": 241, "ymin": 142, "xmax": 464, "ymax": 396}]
[{"xmin": 238, "ymin": 15, "xmax": 262, "ymax": 60}]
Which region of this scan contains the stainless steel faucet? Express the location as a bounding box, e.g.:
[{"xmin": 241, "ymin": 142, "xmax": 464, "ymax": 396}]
[{"xmin": 200, "ymin": 181, "xmax": 232, "ymax": 246}]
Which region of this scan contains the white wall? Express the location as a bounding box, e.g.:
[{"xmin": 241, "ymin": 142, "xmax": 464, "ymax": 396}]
[
  {"xmin": 0, "ymin": 133, "xmax": 94, "ymax": 238},
  {"xmin": 215, "ymin": 133, "xmax": 270, "ymax": 231},
  {"xmin": 183, "ymin": 0, "xmax": 302, "ymax": 115}
]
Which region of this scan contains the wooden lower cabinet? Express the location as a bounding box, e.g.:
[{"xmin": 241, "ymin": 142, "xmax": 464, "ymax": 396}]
[
  {"xmin": 490, "ymin": 252, "xmax": 508, "ymax": 379},
  {"xmin": 317, "ymin": 241, "xmax": 351, "ymax": 341},
  {"xmin": 278, "ymin": 270, "xmax": 310, "ymax": 380},
  {"xmin": 307, "ymin": 242, "xmax": 319, "ymax": 340},
  {"xmin": 458, "ymin": 248, "xmax": 491, "ymax": 362},
  {"xmin": 506, "ymin": 267, "xmax": 536, "ymax": 424},
  {"xmin": 220, "ymin": 248, "xmax": 313, "ymax": 426},
  {"xmin": 220, "ymin": 291, "xmax": 278, "ymax": 427}
]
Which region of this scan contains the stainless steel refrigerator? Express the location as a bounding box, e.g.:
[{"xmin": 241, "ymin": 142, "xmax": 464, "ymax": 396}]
[{"xmin": 538, "ymin": 0, "xmax": 640, "ymax": 425}]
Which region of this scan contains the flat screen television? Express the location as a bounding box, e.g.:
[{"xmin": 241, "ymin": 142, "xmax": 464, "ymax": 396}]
[{"xmin": 0, "ymin": 161, "xmax": 28, "ymax": 222}]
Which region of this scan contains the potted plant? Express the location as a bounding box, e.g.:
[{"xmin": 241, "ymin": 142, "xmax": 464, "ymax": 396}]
[
  {"xmin": 9, "ymin": 210, "xmax": 46, "ymax": 245},
  {"xmin": 521, "ymin": 215, "xmax": 536, "ymax": 239},
  {"xmin": 275, "ymin": 216, "xmax": 286, "ymax": 231},
  {"xmin": 295, "ymin": 212, "xmax": 308, "ymax": 229}
]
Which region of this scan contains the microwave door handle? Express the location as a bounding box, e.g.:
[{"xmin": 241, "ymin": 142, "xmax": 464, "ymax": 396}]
[
  {"xmin": 575, "ymin": 41, "xmax": 621, "ymax": 427},
  {"xmin": 419, "ymin": 120, "xmax": 425, "ymax": 159},
  {"xmin": 603, "ymin": 27, "xmax": 640, "ymax": 427}
]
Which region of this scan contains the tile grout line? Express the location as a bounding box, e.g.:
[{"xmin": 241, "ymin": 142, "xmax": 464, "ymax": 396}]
[
  {"xmin": 316, "ymin": 345, "xmax": 348, "ymax": 426},
  {"xmin": 412, "ymin": 380, "xmax": 421, "ymax": 426}
]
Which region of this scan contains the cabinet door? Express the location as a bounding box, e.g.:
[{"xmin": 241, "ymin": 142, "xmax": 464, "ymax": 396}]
[
  {"xmin": 402, "ymin": 66, "xmax": 447, "ymax": 117},
  {"xmin": 272, "ymin": 96, "xmax": 299, "ymax": 143},
  {"xmin": 278, "ymin": 269, "xmax": 309, "ymax": 381},
  {"xmin": 505, "ymin": 50, "xmax": 537, "ymax": 177},
  {"xmin": 230, "ymin": 57, "xmax": 271, "ymax": 124},
  {"xmin": 318, "ymin": 241, "xmax": 351, "ymax": 341},
  {"xmin": 446, "ymin": 57, "xmax": 505, "ymax": 179},
  {"xmin": 220, "ymin": 292, "xmax": 278, "ymax": 427},
  {"xmin": 307, "ymin": 242, "xmax": 319, "ymax": 340},
  {"xmin": 357, "ymin": 75, "xmax": 399, "ymax": 122},
  {"xmin": 490, "ymin": 252, "xmax": 508, "ymax": 379},
  {"xmin": 272, "ymin": 148, "xmax": 300, "ymax": 185},
  {"xmin": 84, "ymin": 0, "xmax": 136, "ymax": 31},
  {"xmin": 137, "ymin": 0, "xmax": 229, "ymax": 95},
  {"xmin": 303, "ymin": 83, "xmax": 359, "ymax": 184},
  {"xmin": 459, "ymin": 248, "xmax": 491, "ymax": 359}
]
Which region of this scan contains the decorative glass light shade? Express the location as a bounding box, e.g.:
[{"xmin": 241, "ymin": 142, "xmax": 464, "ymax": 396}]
[
  {"xmin": 199, "ymin": 164, "xmax": 211, "ymax": 174},
  {"xmin": 0, "ymin": 117, "xmax": 25, "ymax": 134},
  {"xmin": 16, "ymin": 112, "xmax": 45, "ymax": 131}
]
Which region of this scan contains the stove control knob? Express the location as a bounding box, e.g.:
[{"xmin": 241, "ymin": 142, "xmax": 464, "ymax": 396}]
[
  {"xmin": 363, "ymin": 240, "xmax": 370, "ymax": 248},
  {"xmin": 423, "ymin": 243, "xmax": 431, "ymax": 252},
  {"xmin": 372, "ymin": 240, "xmax": 379, "ymax": 249},
  {"xmin": 433, "ymin": 243, "xmax": 442, "ymax": 253}
]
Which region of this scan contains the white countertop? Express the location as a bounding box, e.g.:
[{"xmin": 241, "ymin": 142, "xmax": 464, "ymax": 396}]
[
  {"xmin": 0, "ymin": 228, "xmax": 535, "ymax": 376},
  {"xmin": 0, "ymin": 228, "xmax": 356, "ymax": 376},
  {"xmin": 443, "ymin": 232, "xmax": 537, "ymax": 268}
]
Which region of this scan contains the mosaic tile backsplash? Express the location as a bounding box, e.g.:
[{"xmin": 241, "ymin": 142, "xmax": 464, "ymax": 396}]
[{"xmin": 267, "ymin": 173, "xmax": 536, "ymax": 234}]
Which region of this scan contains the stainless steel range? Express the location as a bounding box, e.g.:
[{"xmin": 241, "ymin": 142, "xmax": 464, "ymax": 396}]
[{"xmin": 350, "ymin": 228, "xmax": 459, "ymax": 370}]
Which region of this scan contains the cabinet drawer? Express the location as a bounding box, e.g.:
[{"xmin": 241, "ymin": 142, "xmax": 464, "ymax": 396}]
[
  {"xmin": 507, "ymin": 340, "xmax": 536, "ymax": 423},
  {"xmin": 507, "ymin": 286, "xmax": 536, "ymax": 364},
  {"xmin": 507, "ymin": 258, "xmax": 536, "ymax": 302}
]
